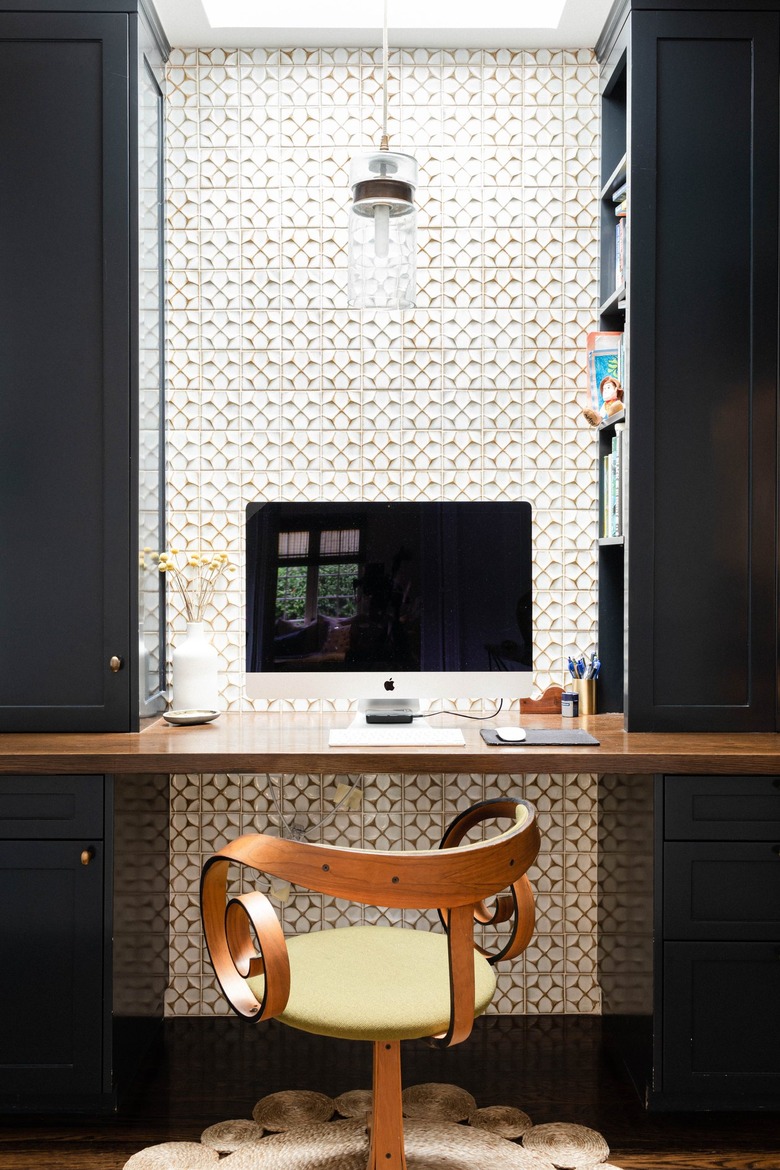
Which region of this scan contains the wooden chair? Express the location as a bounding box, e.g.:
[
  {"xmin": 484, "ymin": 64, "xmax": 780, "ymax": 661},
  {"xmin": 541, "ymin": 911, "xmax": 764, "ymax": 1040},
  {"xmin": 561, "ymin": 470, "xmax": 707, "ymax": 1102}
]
[{"xmin": 201, "ymin": 796, "xmax": 540, "ymax": 1170}]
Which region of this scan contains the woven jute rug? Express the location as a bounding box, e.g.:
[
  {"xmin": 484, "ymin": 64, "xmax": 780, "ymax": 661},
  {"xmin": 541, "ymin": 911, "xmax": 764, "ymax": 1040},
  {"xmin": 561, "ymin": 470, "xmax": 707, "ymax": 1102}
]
[
  {"xmin": 522, "ymin": 1122, "xmax": 610, "ymax": 1169},
  {"xmin": 124, "ymin": 1143, "xmax": 220, "ymax": 1170},
  {"xmin": 252, "ymin": 1089, "xmax": 336, "ymax": 1131},
  {"xmin": 220, "ymin": 1119, "xmax": 558, "ymax": 1170},
  {"xmin": 401, "ymin": 1082, "xmax": 477, "ymax": 1122},
  {"xmin": 201, "ymin": 1120, "xmax": 265, "ymax": 1152},
  {"xmin": 334, "ymin": 1088, "xmax": 374, "ymax": 1118},
  {"xmin": 469, "ymin": 1104, "xmax": 534, "ymax": 1139},
  {"xmin": 123, "ymin": 1085, "xmax": 621, "ymax": 1170}
]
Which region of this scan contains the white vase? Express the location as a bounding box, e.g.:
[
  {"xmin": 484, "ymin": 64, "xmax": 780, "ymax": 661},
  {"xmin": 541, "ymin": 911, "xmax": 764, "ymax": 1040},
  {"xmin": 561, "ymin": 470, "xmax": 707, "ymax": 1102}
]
[{"xmin": 171, "ymin": 621, "xmax": 220, "ymax": 711}]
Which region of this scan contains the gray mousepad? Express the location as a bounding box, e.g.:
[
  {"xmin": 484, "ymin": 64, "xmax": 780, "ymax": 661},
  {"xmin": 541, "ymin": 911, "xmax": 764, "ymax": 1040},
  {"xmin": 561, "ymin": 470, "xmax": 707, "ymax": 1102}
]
[{"xmin": 480, "ymin": 728, "xmax": 600, "ymax": 746}]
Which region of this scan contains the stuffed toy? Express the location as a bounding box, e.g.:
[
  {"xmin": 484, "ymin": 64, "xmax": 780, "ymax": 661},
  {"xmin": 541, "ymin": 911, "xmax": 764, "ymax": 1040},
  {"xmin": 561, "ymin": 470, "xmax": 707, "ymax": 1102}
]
[{"xmin": 583, "ymin": 376, "xmax": 624, "ymax": 426}]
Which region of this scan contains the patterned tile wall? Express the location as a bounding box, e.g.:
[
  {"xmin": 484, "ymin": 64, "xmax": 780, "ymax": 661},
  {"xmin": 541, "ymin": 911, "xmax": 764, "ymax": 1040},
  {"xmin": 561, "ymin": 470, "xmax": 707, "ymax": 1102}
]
[{"xmin": 163, "ymin": 46, "xmax": 602, "ymax": 1016}]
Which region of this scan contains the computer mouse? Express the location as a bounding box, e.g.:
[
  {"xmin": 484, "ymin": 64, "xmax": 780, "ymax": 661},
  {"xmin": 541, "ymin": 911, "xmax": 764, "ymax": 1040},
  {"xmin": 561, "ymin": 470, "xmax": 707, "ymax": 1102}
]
[{"xmin": 495, "ymin": 726, "xmax": 527, "ymax": 742}]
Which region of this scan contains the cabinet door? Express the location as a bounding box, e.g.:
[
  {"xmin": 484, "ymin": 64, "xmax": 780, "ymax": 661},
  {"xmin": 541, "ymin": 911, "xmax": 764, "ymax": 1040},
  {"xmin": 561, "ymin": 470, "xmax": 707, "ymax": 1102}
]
[
  {"xmin": 663, "ymin": 842, "xmax": 780, "ymax": 941},
  {"xmin": 0, "ymin": 13, "xmax": 132, "ymax": 731},
  {"xmin": 662, "ymin": 942, "xmax": 780, "ymax": 1102},
  {"xmin": 0, "ymin": 839, "xmax": 104, "ymax": 1098},
  {"xmin": 626, "ymin": 11, "xmax": 779, "ymax": 730}
]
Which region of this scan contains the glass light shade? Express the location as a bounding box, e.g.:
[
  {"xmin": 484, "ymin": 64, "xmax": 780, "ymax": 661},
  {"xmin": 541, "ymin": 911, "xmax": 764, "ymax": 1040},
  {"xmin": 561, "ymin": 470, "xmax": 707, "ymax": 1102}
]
[{"xmin": 347, "ymin": 150, "xmax": 418, "ymax": 310}]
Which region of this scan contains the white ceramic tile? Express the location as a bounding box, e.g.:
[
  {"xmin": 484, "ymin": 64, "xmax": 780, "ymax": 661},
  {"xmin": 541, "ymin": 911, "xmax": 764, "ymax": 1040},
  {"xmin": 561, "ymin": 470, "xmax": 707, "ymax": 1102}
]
[{"xmin": 163, "ymin": 45, "xmax": 602, "ymax": 1019}]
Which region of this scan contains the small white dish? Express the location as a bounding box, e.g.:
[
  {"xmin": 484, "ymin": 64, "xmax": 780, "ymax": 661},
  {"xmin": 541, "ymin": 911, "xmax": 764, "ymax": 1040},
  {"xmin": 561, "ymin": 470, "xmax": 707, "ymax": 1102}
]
[{"xmin": 163, "ymin": 709, "xmax": 220, "ymax": 726}]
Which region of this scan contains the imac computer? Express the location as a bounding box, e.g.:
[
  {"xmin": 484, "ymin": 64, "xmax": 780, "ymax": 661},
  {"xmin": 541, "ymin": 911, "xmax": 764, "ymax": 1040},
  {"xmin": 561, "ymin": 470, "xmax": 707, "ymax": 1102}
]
[{"xmin": 246, "ymin": 501, "xmax": 533, "ymax": 744}]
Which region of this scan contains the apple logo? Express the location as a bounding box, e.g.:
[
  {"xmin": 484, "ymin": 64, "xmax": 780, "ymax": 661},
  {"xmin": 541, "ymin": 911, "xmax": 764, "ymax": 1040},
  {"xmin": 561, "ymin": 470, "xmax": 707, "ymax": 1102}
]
[{"xmin": 384, "ymin": 677, "xmax": 395, "ymax": 692}]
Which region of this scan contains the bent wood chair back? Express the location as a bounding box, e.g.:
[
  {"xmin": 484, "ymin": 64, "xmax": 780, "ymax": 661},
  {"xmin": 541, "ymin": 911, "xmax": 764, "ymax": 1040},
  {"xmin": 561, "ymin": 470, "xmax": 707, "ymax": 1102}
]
[{"xmin": 201, "ymin": 796, "xmax": 540, "ymax": 1170}]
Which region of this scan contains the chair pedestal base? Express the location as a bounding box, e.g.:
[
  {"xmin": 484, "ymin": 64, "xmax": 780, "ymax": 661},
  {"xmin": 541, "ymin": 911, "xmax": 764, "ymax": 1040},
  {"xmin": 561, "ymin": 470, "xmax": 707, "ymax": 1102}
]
[{"xmin": 367, "ymin": 1040, "xmax": 407, "ymax": 1170}]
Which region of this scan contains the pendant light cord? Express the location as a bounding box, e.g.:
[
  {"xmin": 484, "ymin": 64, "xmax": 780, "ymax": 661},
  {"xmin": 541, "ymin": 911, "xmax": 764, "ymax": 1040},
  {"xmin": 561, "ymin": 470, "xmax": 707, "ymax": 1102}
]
[{"xmin": 381, "ymin": 0, "xmax": 389, "ymax": 147}]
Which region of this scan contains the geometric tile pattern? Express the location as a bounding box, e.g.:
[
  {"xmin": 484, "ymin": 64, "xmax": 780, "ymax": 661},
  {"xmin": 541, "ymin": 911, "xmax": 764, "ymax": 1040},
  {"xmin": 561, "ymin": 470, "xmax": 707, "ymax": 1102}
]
[
  {"xmin": 163, "ymin": 47, "xmax": 601, "ymax": 1016},
  {"xmin": 166, "ymin": 768, "xmax": 601, "ymax": 1018}
]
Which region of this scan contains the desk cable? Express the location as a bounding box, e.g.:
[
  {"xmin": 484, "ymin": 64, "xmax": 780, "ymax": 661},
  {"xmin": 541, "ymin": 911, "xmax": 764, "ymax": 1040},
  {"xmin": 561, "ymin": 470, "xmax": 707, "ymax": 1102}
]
[
  {"xmin": 266, "ymin": 773, "xmax": 362, "ymax": 843},
  {"xmin": 412, "ymin": 698, "xmax": 504, "ymax": 720}
]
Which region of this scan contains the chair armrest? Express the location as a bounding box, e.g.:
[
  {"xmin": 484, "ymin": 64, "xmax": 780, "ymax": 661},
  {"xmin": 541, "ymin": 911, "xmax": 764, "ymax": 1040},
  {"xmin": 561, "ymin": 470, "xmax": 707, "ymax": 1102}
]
[
  {"xmin": 438, "ymin": 797, "xmax": 537, "ymax": 965},
  {"xmin": 427, "ymin": 902, "xmax": 479, "ymax": 1049},
  {"xmin": 201, "ymin": 857, "xmax": 291, "ymax": 1021},
  {"xmin": 427, "ymin": 799, "xmax": 538, "ymax": 1050}
]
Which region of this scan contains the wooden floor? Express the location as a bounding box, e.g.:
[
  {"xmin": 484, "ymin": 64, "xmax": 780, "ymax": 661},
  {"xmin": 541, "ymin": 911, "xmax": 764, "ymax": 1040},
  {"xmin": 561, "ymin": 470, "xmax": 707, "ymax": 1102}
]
[{"xmin": 0, "ymin": 1017, "xmax": 778, "ymax": 1170}]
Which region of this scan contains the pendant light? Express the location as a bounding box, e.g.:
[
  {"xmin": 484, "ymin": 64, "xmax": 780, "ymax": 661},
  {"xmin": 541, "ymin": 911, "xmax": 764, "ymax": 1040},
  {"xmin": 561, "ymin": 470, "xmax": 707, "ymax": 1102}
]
[{"xmin": 347, "ymin": 0, "xmax": 418, "ymax": 310}]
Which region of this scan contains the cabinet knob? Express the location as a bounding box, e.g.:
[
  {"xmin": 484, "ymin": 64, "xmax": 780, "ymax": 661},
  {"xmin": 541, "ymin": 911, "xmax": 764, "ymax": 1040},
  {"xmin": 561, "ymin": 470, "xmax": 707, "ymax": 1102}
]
[
  {"xmin": 80, "ymin": 847, "xmax": 95, "ymax": 866},
  {"xmin": 772, "ymin": 845, "xmax": 780, "ymax": 857},
  {"xmin": 109, "ymin": 655, "xmax": 124, "ymax": 673}
]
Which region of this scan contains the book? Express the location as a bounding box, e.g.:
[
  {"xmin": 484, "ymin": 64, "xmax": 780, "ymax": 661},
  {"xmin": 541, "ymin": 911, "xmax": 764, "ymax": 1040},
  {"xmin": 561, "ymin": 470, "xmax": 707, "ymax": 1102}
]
[
  {"xmin": 600, "ymin": 453, "xmax": 610, "ymax": 538},
  {"xmin": 610, "ymin": 433, "xmax": 621, "ymax": 537},
  {"xmin": 613, "ymin": 423, "xmax": 625, "ymax": 537},
  {"xmin": 586, "ymin": 331, "xmax": 623, "ymax": 414},
  {"xmin": 615, "ymin": 218, "xmax": 626, "ymax": 288}
]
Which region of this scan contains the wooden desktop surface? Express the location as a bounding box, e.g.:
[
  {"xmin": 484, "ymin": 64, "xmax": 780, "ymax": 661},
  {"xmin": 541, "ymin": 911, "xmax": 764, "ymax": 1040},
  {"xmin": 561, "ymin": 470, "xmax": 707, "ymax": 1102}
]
[{"xmin": 0, "ymin": 712, "xmax": 779, "ymax": 774}]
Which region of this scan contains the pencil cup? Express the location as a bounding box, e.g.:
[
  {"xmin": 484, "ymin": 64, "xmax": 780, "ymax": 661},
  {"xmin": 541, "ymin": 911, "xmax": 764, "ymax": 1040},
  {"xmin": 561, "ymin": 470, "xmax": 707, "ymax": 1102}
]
[{"xmin": 571, "ymin": 678, "xmax": 597, "ymax": 715}]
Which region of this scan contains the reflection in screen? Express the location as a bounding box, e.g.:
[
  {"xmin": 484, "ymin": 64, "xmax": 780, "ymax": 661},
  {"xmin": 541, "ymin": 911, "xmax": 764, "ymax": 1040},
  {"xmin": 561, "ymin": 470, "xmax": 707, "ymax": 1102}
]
[{"xmin": 247, "ymin": 502, "xmax": 532, "ymax": 676}]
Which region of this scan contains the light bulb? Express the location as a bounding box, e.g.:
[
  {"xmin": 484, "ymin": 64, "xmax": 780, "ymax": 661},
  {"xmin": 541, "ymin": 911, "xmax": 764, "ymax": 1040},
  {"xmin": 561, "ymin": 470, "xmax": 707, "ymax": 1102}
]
[
  {"xmin": 348, "ymin": 151, "xmax": 418, "ymax": 309},
  {"xmin": 374, "ymin": 205, "xmax": 390, "ymax": 259}
]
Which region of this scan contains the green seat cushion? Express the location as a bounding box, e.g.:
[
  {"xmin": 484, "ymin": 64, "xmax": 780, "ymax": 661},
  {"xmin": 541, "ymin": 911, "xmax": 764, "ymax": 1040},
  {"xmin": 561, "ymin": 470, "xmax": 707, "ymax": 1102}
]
[{"xmin": 246, "ymin": 925, "xmax": 496, "ymax": 1042}]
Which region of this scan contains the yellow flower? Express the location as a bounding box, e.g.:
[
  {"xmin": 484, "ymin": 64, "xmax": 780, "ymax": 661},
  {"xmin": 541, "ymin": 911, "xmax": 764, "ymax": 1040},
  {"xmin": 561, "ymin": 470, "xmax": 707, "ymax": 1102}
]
[{"xmin": 156, "ymin": 543, "xmax": 234, "ymax": 621}]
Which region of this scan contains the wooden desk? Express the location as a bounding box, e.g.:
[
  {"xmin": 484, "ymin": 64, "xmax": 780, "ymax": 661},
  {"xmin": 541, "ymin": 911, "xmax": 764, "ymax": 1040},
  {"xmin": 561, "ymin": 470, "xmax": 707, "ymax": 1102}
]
[
  {"xmin": 1, "ymin": 711, "xmax": 780, "ymax": 774},
  {"xmin": 2, "ymin": 713, "xmax": 779, "ymax": 1115}
]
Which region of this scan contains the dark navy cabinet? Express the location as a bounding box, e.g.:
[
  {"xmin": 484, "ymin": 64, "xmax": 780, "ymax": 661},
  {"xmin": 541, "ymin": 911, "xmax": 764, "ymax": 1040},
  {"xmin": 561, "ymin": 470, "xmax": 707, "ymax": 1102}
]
[
  {"xmin": 0, "ymin": 780, "xmax": 105, "ymax": 1101},
  {"xmin": 599, "ymin": 773, "xmax": 780, "ymax": 1110},
  {"xmin": 658, "ymin": 774, "xmax": 780, "ymax": 1104},
  {"xmin": 0, "ymin": 774, "xmax": 169, "ymax": 1112},
  {"xmin": 0, "ymin": 1, "xmax": 168, "ymax": 732},
  {"xmin": 597, "ymin": 3, "xmax": 779, "ymax": 730}
]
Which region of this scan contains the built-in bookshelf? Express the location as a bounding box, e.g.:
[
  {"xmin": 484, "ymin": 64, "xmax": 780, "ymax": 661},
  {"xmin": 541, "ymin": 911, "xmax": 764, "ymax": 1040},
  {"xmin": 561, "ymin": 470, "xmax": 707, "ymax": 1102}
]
[
  {"xmin": 594, "ymin": 49, "xmax": 627, "ymax": 715},
  {"xmin": 598, "ymin": 410, "xmax": 625, "ymax": 544},
  {"xmin": 599, "ymin": 154, "xmax": 627, "ymax": 321}
]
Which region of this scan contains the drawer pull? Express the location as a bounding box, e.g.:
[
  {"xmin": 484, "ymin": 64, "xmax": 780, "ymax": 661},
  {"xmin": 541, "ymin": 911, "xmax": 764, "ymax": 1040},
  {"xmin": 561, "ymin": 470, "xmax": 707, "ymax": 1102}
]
[{"xmin": 80, "ymin": 847, "xmax": 95, "ymax": 866}]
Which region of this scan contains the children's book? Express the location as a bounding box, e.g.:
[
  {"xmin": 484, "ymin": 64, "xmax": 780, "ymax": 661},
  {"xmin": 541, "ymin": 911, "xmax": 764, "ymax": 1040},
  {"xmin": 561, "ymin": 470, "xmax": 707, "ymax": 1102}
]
[{"xmin": 586, "ymin": 331, "xmax": 623, "ymax": 414}]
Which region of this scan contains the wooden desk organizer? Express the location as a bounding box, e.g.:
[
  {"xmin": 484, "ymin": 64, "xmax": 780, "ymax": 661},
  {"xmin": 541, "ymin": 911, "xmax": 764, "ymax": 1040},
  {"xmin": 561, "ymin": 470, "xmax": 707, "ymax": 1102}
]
[{"xmin": 519, "ymin": 684, "xmax": 563, "ymax": 714}]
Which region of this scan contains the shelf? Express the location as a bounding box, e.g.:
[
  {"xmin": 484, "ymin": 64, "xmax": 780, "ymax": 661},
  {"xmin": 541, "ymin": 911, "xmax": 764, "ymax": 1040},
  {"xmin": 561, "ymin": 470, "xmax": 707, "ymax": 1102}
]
[
  {"xmin": 598, "ymin": 536, "xmax": 625, "ymax": 547},
  {"xmin": 598, "ymin": 410, "xmax": 625, "ymax": 431},
  {"xmin": 600, "ymin": 153, "xmax": 627, "ymax": 201},
  {"xmin": 599, "ymin": 285, "xmax": 626, "ymax": 318}
]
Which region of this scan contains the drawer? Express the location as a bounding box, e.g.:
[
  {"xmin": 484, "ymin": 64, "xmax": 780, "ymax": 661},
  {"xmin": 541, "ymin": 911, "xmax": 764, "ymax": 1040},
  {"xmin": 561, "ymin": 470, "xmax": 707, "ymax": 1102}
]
[
  {"xmin": 663, "ymin": 842, "xmax": 780, "ymax": 939},
  {"xmin": 664, "ymin": 775, "xmax": 780, "ymax": 840},
  {"xmin": 0, "ymin": 776, "xmax": 103, "ymax": 838}
]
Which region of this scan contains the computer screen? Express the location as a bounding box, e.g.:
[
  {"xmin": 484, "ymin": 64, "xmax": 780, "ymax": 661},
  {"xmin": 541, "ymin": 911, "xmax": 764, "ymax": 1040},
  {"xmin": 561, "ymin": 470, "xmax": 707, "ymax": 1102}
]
[{"xmin": 245, "ymin": 500, "xmax": 533, "ymax": 708}]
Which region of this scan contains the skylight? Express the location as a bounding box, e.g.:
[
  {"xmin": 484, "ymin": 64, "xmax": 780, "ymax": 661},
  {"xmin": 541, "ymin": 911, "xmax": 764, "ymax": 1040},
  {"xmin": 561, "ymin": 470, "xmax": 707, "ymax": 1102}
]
[{"xmin": 202, "ymin": 0, "xmax": 566, "ymax": 31}]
